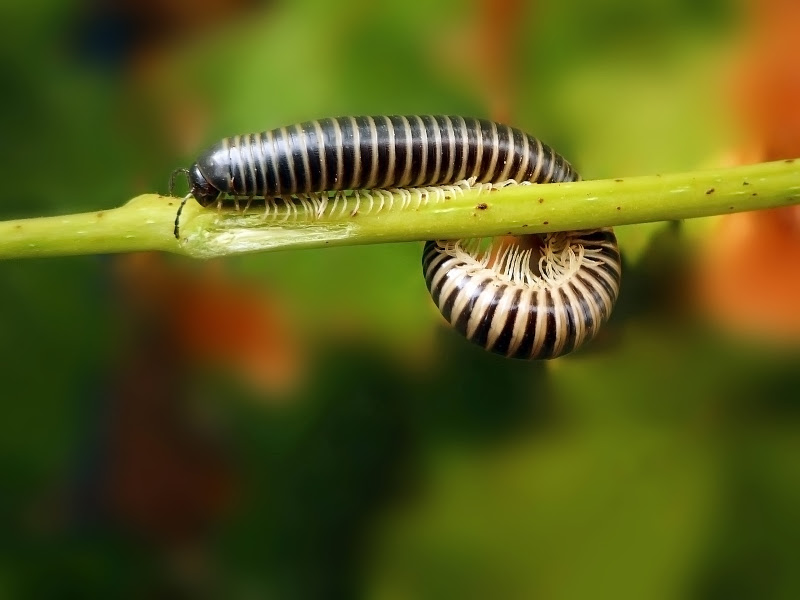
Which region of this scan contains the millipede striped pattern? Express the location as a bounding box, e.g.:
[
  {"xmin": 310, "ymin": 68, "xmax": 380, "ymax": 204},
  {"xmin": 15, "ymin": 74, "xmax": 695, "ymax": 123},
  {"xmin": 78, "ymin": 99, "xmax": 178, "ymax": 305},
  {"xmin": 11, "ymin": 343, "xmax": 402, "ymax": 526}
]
[
  {"xmin": 422, "ymin": 230, "xmax": 620, "ymax": 359},
  {"xmin": 175, "ymin": 115, "xmax": 622, "ymax": 359}
]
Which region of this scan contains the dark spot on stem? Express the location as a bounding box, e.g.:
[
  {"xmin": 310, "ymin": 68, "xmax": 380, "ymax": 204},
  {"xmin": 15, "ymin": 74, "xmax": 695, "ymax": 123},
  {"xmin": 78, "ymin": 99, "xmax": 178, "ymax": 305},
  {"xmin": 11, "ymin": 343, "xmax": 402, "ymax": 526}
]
[
  {"xmin": 96, "ymin": 212, "xmax": 104, "ymax": 218},
  {"xmin": 538, "ymin": 198, "xmax": 544, "ymax": 203},
  {"xmin": 743, "ymin": 181, "xmax": 750, "ymax": 185},
  {"xmin": 522, "ymin": 224, "xmax": 528, "ymax": 227},
  {"xmin": 785, "ymin": 159, "xmax": 795, "ymax": 163},
  {"xmin": 706, "ymin": 188, "xmax": 715, "ymax": 194},
  {"xmin": 614, "ymin": 178, "xmax": 624, "ymax": 182},
  {"xmin": 752, "ymin": 192, "xmax": 758, "ymax": 196},
  {"xmin": 616, "ymin": 206, "xmax": 621, "ymax": 211},
  {"xmin": 476, "ymin": 203, "xmax": 488, "ymax": 210},
  {"xmin": 15, "ymin": 224, "xmax": 22, "ymax": 230},
  {"xmin": 543, "ymin": 221, "xmax": 549, "ymax": 225},
  {"xmin": 729, "ymin": 206, "xmax": 735, "ymax": 210}
]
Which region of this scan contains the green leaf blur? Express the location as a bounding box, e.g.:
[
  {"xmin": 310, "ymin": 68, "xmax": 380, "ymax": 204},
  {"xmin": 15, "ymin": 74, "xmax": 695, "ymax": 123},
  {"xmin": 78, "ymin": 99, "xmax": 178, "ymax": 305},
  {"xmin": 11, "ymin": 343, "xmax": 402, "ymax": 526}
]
[{"xmin": 1, "ymin": 0, "xmax": 799, "ymax": 598}]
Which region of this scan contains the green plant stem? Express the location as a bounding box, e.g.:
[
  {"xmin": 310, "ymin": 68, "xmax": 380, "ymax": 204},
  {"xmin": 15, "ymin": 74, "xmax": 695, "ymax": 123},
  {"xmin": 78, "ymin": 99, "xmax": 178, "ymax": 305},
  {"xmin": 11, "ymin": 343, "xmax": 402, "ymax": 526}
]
[{"xmin": 1, "ymin": 159, "xmax": 799, "ymax": 260}]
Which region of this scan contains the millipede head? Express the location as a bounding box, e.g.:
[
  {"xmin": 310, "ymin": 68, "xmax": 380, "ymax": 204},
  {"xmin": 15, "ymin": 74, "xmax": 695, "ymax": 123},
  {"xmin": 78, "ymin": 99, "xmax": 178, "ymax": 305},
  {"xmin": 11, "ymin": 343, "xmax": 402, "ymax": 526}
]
[
  {"xmin": 173, "ymin": 164, "xmax": 224, "ymax": 240},
  {"xmin": 188, "ymin": 163, "xmax": 222, "ymax": 207}
]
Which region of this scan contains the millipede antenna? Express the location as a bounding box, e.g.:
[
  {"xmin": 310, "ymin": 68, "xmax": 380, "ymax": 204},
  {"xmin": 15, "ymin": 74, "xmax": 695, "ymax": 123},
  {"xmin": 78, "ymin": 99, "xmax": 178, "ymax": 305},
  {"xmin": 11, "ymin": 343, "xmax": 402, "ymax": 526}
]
[
  {"xmin": 169, "ymin": 168, "xmax": 190, "ymax": 197},
  {"xmin": 173, "ymin": 194, "xmax": 192, "ymax": 239}
]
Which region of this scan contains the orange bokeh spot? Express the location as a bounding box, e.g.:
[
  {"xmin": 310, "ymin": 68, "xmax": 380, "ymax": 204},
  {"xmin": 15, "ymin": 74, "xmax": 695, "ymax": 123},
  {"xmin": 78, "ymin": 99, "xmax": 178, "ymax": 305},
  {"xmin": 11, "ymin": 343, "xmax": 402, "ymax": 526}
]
[{"xmin": 696, "ymin": 0, "xmax": 800, "ymax": 342}]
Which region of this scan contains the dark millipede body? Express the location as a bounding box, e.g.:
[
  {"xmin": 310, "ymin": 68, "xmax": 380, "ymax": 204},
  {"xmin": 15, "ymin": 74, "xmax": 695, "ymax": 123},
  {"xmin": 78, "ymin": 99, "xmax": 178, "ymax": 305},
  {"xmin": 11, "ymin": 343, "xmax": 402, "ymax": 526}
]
[{"xmin": 178, "ymin": 115, "xmax": 621, "ymax": 359}]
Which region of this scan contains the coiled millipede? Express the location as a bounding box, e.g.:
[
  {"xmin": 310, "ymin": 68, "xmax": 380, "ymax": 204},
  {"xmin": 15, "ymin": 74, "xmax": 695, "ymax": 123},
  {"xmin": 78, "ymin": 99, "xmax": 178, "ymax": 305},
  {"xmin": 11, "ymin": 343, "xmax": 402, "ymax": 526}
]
[{"xmin": 173, "ymin": 115, "xmax": 621, "ymax": 359}]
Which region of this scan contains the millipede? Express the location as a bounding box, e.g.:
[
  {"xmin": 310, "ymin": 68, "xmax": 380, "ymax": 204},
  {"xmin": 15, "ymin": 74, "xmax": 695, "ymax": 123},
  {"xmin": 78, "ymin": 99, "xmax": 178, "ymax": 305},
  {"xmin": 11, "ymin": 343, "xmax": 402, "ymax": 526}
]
[{"xmin": 172, "ymin": 115, "xmax": 621, "ymax": 359}]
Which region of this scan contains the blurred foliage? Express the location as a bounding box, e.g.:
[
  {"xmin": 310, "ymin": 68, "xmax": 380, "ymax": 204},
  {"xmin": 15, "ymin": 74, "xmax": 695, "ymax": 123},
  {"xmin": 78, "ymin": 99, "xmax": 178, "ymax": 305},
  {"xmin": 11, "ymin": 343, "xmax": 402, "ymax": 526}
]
[{"xmin": 1, "ymin": 0, "xmax": 799, "ymax": 598}]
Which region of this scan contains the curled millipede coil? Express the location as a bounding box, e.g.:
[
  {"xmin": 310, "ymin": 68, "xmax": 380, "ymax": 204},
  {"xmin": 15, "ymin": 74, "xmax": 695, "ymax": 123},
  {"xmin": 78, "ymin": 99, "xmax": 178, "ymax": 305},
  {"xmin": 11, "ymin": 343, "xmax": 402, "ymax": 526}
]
[{"xmin": 423, "ymin": 229, "xmax": 620, "ymax": 359}]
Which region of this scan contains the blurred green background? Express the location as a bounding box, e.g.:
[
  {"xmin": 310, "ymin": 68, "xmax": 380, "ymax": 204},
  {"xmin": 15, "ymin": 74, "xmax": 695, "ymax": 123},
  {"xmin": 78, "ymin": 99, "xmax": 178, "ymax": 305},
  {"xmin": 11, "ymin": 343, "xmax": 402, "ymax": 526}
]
[{"xmin": 2, "ymin": 0, "xmax": 800, "ymax": 598}]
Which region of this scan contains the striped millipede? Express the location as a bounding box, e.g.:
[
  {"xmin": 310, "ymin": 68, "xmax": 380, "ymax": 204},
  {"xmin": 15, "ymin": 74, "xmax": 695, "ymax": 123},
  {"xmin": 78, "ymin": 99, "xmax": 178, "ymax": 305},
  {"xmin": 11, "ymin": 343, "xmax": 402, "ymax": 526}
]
[{"xmin": 173, "ymin": 115, "xmax": 621, "ymax": 359}]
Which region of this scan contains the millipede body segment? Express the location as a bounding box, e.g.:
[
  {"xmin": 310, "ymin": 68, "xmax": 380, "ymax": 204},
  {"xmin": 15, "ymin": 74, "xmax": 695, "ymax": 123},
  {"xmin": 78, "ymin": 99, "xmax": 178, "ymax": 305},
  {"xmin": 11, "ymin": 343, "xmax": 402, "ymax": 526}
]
[{"xmin": 178, "ymin": 115, "xmax": 621, "ymax": 359}]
